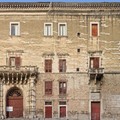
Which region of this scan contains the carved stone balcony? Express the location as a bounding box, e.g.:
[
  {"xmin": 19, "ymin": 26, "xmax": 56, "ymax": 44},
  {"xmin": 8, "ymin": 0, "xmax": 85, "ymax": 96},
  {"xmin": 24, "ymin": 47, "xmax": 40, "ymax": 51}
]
[
  {"xmin": 0, "ymin": 66, "xmax": 38, "ymax": 84},
  {"xmin": 88, "ymin": 68, "xmax": 104, "ymax": 84},
  {"xmin": 88, "ymin": 68, "xmax": 104, "ymax": 74}
]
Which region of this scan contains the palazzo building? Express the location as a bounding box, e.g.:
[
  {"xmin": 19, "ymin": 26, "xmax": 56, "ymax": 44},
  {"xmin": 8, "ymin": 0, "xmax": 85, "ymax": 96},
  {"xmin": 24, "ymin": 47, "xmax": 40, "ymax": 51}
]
[{"xmin": 0, "ymin": 2, "xmax": 120, "ymax": 120}]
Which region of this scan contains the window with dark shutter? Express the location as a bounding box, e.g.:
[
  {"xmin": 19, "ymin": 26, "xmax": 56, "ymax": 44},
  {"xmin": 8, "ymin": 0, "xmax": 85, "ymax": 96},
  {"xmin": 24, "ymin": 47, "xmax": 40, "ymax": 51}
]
[
  {"xmin": 90, "ymin": 57, "xmax": 99, "ymax": 69},
  {"xmin": 59, "ymin": 59, "xmax": 66, "ymax": 72},
  {"xmin": 15, "ymin": 57, "xmax": 21, "ymax": 67},
  {"xmin": 9, "ymin": 57, "xmax": 21, "ymax": 67},
  {"xmin": 45, "ymin": 81, "xmax": 52, "ymax": 95},
  {"xmin": 59, "ymin": 82, "xmax": 67, "ymax": 95},
  {"xmin": 45, "ymin": 59, "xmax": 52, "ymax": 72},
  {"xmin": 92, "ymin": 24, "xmax": 98, "ymax": 37}
]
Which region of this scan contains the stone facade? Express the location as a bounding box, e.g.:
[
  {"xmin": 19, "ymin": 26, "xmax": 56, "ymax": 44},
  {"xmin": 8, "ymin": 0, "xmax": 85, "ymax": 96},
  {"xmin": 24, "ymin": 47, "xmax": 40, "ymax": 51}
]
[{"xmin": 0, "ymin": 2, "xmax": 119, "ymax": 120}]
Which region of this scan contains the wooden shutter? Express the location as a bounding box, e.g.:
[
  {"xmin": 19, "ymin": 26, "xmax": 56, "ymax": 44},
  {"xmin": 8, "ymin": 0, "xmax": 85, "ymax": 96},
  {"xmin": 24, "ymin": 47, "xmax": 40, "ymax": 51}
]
[
  {"xmin": 15, "ymin": 57, "xmax": 21, "ymax": 67},
  {"xmin": 92, "ymin": 24, "xmax": 98, "ymax": 37},
  {"xmin": 59, "ymin": 82, "xmax": 66, "ymax": 95},
  {"xmin": 91, "ymin": 102, "xmax": 100, "ymax": 120},
  {"xmin": 59, "ymin": 59, "xmax": 66, "ymax": 72},
  {"xmin": 45, "ymin": 106, "xmax": 52, "ymax": 118},
  {"xmin": 90, "ymin": 57, "xmax": 99, "ymax": 68},
  {"xmin": 60, "ymin": 106, "xmax": 66, "ymax": 118},
  {"xmin": 45, "ymin": 81, "xmax": 52, "ymax": 95},
  {"xmin": 45, "ymin": 60, "xmax": 52, "ymax": 72}
]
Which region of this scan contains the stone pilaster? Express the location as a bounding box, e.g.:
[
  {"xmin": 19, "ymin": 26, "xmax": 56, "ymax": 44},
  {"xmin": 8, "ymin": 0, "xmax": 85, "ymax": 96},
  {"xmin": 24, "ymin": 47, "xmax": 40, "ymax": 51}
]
[
  {"xmin": 0, "ymin": 80, "xmax": 4, "ymax": 119},
  {"xmin": 28, "ymin": 77, "xmax": 36, "ymax": 118}
]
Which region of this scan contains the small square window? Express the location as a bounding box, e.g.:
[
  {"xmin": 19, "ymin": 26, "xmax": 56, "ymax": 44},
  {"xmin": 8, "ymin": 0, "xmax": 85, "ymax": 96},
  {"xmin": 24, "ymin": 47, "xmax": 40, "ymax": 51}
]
[
  {"xmin": 10, "ymin": 22, "xmax": 20, "ymax": 36},
  {"xmin": 77, "ymin": 49, "xmax": 80, "ymax": 53},
  {"xmin": 76, "ymin": 68, "xmax": 79, "ymax": 71}
]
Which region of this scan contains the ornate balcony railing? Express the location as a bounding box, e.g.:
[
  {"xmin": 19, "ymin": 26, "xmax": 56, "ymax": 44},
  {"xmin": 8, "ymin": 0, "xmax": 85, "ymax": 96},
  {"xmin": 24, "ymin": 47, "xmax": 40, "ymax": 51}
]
[
  {"xmin": 88, "ymin": 68, "xmax": 104, "ymax": 74},
  {"xmin": 0, "ymin": 66, "xmax": 38, "ymax": 84}
]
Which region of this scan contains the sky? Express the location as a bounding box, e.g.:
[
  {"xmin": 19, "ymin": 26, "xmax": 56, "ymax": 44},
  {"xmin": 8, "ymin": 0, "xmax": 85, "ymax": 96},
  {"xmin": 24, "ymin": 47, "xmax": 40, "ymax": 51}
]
[{"xmin": 0, "ymin": 0, "xmax": 120, "ymax": 2}]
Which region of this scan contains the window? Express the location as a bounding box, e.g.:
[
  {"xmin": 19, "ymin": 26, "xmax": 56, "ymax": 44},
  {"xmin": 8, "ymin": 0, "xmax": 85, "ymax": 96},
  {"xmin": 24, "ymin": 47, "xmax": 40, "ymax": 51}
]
[
  {"xmin": 45, "ymin": 59, "xmax": 52, "ymax": 72},
  {"xmin": 9, "ymin": 57, "xmax": 21, "ymax": 67},
  {"xmin": 90, "ymin": 22, "xmax": 99, "ymax": 37},
  {"xmin": 90, "ymin": 57, "xmax": 99, "ymax": 68},
  {"xmin": 45, "ymin": 81, "xmax": 52, "ymax": 95},
  {"xmin": 59, "ymin": 59, "xmax": 66, "ymax": 72},
  {"xmin": 45, "ymin": 101, "xmax": 52, "ymax": 118},
  {"xmin": 58, "ymin": 23, "xmax": 67, "ymax": 36},
  {"xmin": 44, "ymin": 23, "xmax": 53, "ymax": 36},
  {"xmin": 59, "ymin": 101, "xmax": 66, "ymax": 118},
  {"xmin": 59, "ymin": 82, "xmax": 67, "ymax": 95},
  {"xmin": 10, "ymin": 22, "xmax": 20, "ymax": 36}
]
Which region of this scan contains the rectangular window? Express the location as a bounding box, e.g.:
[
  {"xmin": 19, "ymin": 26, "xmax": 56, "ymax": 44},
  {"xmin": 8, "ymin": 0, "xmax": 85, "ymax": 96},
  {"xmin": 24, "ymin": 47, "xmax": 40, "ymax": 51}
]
[
  {"xmin": 59, "ymin": 101, "xmax": 66, "ymax": 118},
  {"xmin": 90, "ymin": 57, "xmax": 99, "ymax": 69},
  {"xmin": 58, "ymin": 23, "xmax": 67, "ymax": 36},
  {"xmin": 59, "ymin": 82, "xmax": 67, "ymax": 95},
  {"xmin": 45, "ymin": 81, "xmax": 52, "ymax": 95},
  {"xmin": 90, "ymin": 22, "xmax": 99, "ymax": 37},
  {"xmin": 9, "ymin": 57, "xmax": 21, "ymax": 67},
  {"xmin": 45, "ymin": 59, "xmax": 52, "ymax": 72},
  {"xmin": 45, "ymin": 101, "xmax": 52, "ymax": 118},
  {"xmin": 10, "ymin": 22, "xmax": 20, "ymax": 36},
  {"xmin": 59, "ymin": 59, "xmax": 66, "ymax": 72},
  {"xmin": 44, "ymin": 23, "xmax": 53, "ymax": 36}
]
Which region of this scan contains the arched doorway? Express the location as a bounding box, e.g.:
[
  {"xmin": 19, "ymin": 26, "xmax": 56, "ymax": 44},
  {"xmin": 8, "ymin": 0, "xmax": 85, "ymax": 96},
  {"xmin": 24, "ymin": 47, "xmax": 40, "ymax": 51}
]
[{"xmin": 6, "ymin": 87, "xmax": 23, "ymax": 118}]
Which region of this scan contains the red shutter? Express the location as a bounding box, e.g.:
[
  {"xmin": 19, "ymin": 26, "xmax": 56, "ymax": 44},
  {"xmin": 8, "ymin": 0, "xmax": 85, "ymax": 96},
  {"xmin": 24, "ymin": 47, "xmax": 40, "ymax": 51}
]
[
  {"xmin": 59, "ymin": 59, "xmax": 66, "ymax": 72},
  {"xmin": 15, "ymin": 57, "xmax": 21, "ymax": 67},
  {"xmin": 92, "ymin": 24, "xmax": 98, "ymax": 37},
  {"xmin": 59, "ymin": 82, "xmax": 66, "ymax": 95},
  {"xmin": 45, "ymin": 60, "xmax": 52, "ymax": 72},
  {"xmin": 45, "ymin": 106, "xmax": 52, "ymax": 118},
  {"xmin": 91, "ymin": 102, "xmax": 100, "ymax": 120},
  {"xmin": 90, "ymin": 57, "xmax": 99, "ymax": 69},
  {"xmin": 45, "ymin": 81, "xmax": 52, "ymax": 95},
  {"xmin": 60, "ymin": 106, "xmax": 66, "ymax": 118}
]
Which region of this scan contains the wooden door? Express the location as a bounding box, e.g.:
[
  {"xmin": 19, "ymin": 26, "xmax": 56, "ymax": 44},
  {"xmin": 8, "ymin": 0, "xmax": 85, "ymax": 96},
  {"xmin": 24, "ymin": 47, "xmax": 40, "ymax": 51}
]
[
  {"xmin": 45, "ymin": 106, "xmax": 52, "ymax": 118},
  {"xmin": 6, "ymin": 88, "xmax": 23, "ymax": 118},
  {"xmin": 91, "ymin": 102, "xmax": 100, "ymax": 120},
  {"xmin": 60, "ymin": 106, "xmax": 66, "ymax": 118}
]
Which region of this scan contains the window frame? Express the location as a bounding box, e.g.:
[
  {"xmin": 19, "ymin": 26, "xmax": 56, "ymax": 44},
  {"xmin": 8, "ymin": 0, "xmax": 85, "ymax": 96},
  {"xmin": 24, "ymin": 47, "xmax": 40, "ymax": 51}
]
[
  {"xmin": 59, "ymin": 81, "xmax": 67, "ymax": 95},
  {"xmin": 44, "ymin": 23, "xmax": 53, "ymax": 36},
  {"xmin": 10, "ymin": 22, "xmax": 20, "ymax": 36},
  {"xmin": 44, "ymin": 101, "xmax": 53, "ymax": 118},
  {"xmin": 59, "ymin": 59, "xmax": 66, "ymax": 72},
  {"xmin": 9, "ymin": 56, "xmax": 21, "ymax": 67},
  {"xmin": 45, "ymin": 59, "xmax": 52, "ymax": 73},
  {"xmin": 58, "ymin": 101, "xmax": 67, "ymax": 118},
  {"xmin": 58, "ymin": 22, "xmax": 67, "ymax": 36},
  {"xmin": 90, "ymin": 22, "xmax": 99, "ymax": 37},
  {"xmin": 45, "ymin": 81, "xmax": 53, "ymax": 95}
]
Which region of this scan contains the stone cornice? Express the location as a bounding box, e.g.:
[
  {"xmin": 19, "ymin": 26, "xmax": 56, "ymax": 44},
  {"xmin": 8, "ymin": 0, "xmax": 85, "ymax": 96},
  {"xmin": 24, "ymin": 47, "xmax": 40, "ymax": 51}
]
[{"xmin": 0, "ymin": 2, "xmax": 119, "ymax": 10}]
